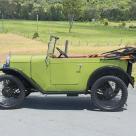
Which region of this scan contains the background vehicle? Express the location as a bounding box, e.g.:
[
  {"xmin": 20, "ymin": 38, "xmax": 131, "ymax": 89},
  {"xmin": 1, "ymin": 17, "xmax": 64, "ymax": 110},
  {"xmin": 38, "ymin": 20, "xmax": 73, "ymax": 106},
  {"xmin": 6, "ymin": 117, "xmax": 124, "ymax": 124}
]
[{"xmin": 0, "ymin": 36, "xmax": 135, "ymax": 111}]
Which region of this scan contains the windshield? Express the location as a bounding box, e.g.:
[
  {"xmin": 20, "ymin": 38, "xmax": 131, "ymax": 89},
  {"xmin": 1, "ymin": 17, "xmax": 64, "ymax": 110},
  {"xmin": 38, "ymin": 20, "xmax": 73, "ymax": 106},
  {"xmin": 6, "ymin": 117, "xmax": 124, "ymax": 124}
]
[{"xmin": 47, "ymin": 36, "xmax": 59, "ymax": 57}]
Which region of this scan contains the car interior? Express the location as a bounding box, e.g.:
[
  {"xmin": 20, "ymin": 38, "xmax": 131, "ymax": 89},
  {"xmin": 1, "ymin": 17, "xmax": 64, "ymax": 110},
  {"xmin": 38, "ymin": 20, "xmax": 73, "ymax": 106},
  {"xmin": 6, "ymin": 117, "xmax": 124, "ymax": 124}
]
[{"xmin": 48, "ymin": 36, "xmax": 100, "ymax": 59}]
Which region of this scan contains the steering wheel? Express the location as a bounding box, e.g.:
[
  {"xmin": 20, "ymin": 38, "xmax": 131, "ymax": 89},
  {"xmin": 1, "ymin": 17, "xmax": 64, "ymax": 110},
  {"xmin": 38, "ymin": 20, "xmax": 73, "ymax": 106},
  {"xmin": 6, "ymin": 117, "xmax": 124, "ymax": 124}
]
[{"xmin": 56, "ymin": 47, "xmax": 68, "ymax": 58}]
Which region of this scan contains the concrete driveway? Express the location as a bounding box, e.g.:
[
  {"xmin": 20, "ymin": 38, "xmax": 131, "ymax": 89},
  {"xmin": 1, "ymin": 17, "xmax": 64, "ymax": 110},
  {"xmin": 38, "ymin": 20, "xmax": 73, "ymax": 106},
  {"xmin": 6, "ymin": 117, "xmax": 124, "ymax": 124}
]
[{"xmin": 0, "ymin": 86, "xmax": 136, "ymax": 136}]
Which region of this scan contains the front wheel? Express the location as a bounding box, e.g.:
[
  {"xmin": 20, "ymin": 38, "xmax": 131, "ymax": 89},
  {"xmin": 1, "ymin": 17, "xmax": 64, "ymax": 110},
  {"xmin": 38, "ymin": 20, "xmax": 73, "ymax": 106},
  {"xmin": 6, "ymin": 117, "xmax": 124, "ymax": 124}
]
[
  {"xmin": 0, "ymin": 75, "xmax": 25, "ymax": 109},
  {"xmin": 91, "ymin": 76, "xmax": 128, "ymax": 111},
  {"xmin": 25, "ymin": 90, "xmax": 31, "ymax": 97}
]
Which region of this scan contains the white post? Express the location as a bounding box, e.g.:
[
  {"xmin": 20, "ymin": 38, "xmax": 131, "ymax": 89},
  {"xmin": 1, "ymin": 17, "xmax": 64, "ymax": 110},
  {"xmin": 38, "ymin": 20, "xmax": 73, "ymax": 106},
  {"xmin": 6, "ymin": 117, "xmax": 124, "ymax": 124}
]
[{"xmin": 36, "ymin": 14, "xmax": 39, "ymax": 33}]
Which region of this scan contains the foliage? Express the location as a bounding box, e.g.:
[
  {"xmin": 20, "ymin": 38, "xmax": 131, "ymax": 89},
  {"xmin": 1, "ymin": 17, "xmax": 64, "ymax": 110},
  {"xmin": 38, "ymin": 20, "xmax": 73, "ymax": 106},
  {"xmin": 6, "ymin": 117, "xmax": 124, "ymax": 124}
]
[
  {"xmin": 32, "ymin": 32, "xmax": 39, "ymax": 39},
  {"xmin": 0, "ymin": 0, "xmax": 135, "ymax": 21},
  {"xmin": 121, "ymin": 22, "xmax": 126, "ymax": 27},
  {"xmin": 82, "ymin": 7, "xmax": 100, "ymax": 21},
  {"xmin": 129, "ymin": 1, "xmax": 136, "ymax": 20},
  {"xmin": 103, "ymin": 19, "xmax": 109, "ymax": 26},
  {"xmin": 101, "ymin": 8, "xmax": 130, "ymax": 21},
  {"xmin": 129, "ymin": 24, "xmax": 136, "ymax": 29},
  {"xmin": 63, "ymin": 0, "xmax": 83, "ymax": 32}
]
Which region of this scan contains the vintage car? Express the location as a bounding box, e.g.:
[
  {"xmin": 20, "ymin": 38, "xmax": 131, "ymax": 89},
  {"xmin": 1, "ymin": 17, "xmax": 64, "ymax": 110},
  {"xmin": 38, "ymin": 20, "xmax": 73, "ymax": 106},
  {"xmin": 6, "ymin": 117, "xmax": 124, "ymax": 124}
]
[{"xmin": 0, "ymin": 36, "xmax": 135, "ymax": 111}]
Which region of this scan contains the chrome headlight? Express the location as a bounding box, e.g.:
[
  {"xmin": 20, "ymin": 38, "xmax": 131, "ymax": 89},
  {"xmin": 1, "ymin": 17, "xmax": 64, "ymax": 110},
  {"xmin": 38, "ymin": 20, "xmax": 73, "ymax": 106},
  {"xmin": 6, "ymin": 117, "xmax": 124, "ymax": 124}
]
[{"xmin": 5, "ymin": 55, "xmax": 10, "ymax": 66}]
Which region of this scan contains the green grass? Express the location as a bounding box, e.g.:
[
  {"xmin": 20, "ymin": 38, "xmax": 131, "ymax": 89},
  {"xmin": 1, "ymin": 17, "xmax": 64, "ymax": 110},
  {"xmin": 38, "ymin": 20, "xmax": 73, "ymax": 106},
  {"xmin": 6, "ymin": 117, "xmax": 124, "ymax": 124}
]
[{"xmin": 1, "ymin": 20, "xmax": 136, "ymax": 46}]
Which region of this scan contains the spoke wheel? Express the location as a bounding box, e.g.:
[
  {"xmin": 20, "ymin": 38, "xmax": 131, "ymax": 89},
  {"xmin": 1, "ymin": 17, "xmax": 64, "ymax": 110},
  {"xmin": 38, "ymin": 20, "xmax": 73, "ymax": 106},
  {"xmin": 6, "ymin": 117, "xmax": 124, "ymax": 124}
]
[
  {"xmin": 91, "ymin": 76, "xmax": 128, "ymax": 111},
  {"xmin": 0, "ymin": 75, "xmax": 25, "ymax": 109}
]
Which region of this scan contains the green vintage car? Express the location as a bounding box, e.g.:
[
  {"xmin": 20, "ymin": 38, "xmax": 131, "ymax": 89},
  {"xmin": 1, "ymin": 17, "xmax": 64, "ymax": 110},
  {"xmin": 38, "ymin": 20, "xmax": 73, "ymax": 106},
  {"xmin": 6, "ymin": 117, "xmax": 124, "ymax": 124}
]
[{"xmin": 0, "ymin": 36, "xmax": 135, "ymax": 111}]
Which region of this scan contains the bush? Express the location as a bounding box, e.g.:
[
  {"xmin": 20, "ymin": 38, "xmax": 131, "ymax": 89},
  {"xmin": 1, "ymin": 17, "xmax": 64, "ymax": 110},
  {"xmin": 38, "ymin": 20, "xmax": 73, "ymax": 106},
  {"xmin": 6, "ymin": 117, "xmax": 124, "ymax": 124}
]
[
  {"xmin": 129, "ymin": 25, "xmax": 136, "ymax": 29},
  {"xmin": 32, "ymin": 32, "xmax": 39, "ymax": 39},
  {"xmin": 119, "ymin": 22, "xmax": 126, "ymax": 28},
  {"xmin": 103, "ymin": 19, "xmax": 109, "ymax": 26},
  {"xmin": 104, "ymin": 21, "xmax": 109, "ymax": 26},
  {"xmin": 121, "ymin": 22, "xmax": 126, "ymax": 27}
]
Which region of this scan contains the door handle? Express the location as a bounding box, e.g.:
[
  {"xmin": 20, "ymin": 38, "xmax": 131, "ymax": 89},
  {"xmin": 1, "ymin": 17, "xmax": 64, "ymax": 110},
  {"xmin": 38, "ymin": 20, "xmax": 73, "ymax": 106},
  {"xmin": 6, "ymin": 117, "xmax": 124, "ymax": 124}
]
[{"xmin": 77, "ymin": 64, "xmax": 82, "ymax": 73}]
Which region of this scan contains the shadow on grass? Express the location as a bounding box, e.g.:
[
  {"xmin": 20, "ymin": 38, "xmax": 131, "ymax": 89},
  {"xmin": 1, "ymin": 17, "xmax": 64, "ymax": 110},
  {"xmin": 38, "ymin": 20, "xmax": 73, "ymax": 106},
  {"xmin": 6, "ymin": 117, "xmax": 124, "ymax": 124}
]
[{"xmin": 22, "ymin": 94, "xmax": 126, "ymax": 112}]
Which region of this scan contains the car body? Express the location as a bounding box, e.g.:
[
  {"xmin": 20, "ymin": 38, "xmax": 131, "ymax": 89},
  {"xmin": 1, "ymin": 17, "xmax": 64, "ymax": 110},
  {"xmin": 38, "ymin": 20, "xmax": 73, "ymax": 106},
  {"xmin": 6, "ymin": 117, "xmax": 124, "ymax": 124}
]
[
  {"xmin": 0, "ymin": 36, "xmax": 135, "ymax": 111},
  {"xmin": 5, "ymin": 55, "xmax": 130, "ymax": 93}
]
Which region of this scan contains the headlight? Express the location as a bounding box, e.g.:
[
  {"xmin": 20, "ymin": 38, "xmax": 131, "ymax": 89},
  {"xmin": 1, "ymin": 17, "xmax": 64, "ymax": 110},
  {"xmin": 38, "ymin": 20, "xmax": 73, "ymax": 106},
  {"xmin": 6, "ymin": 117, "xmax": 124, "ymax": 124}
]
[{"xmin": 5, "ymin": 55, "xmax": 10, "ymax": 66}]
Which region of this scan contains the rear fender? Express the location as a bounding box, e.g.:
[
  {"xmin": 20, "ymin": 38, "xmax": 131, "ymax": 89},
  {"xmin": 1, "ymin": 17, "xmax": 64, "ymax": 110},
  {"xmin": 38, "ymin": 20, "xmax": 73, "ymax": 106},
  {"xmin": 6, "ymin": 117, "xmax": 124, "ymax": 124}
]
[{"xmin": 88, "ymin": 66, "xmax": 134, "ymax": 90}]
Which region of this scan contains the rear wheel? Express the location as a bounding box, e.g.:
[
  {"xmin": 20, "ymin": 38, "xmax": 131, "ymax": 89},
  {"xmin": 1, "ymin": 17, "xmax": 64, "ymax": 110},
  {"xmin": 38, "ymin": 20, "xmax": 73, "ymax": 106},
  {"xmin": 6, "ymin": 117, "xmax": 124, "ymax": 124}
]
[
  {"xmin": 91, "ymin": 76, "xmax": 128, "ymax": 111},
  {"xmin": 0, "ymin": 75, "xmax": 25, "ymax": 109}
]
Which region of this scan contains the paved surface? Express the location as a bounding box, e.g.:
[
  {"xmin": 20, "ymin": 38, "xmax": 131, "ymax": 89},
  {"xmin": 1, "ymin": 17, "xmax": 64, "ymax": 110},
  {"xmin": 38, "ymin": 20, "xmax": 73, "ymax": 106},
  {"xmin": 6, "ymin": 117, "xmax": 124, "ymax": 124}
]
[{"xmin": 0, "ymin": 86, "xmax": 136, "ymax": 136}]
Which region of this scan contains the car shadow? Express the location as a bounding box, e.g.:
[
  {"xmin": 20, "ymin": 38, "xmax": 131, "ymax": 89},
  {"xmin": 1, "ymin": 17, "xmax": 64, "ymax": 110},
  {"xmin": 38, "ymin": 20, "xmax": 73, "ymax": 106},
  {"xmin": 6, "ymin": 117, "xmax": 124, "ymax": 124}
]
[
  {"xmin": 22, "ymin": 94, "xmax": 126, "ymax": 112},
  {"xmin": 22, "ymin": 95, "xmax": 95, "ymax": 110}
]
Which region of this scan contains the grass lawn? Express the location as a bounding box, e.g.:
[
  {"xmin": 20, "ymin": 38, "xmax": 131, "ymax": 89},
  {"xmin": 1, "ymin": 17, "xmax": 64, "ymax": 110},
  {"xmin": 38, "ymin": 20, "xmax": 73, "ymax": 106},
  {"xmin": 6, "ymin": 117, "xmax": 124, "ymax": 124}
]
[{"xmin": 1, "ymin": 20, "xmax": 136, "ymax": 47}]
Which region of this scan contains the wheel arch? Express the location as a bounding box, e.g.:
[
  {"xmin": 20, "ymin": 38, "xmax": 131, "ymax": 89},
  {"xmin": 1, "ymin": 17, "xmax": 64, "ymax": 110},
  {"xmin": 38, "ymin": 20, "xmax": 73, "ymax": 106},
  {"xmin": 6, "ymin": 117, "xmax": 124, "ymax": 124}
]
[
  {"xmin": 0, "ymin": 67, "xmax": 42, "ymax": 92},
  {"xmin": 87, "ymin": 66, "xmax": 134, "ymax": 90}
]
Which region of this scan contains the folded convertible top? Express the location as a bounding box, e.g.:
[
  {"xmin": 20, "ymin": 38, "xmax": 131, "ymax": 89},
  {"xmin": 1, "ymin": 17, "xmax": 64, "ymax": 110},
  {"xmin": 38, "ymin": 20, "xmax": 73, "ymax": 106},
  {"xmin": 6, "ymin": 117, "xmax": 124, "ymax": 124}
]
[{"xmin": 102, "ymin": 47, "xmax": 136, "ymax": 62}]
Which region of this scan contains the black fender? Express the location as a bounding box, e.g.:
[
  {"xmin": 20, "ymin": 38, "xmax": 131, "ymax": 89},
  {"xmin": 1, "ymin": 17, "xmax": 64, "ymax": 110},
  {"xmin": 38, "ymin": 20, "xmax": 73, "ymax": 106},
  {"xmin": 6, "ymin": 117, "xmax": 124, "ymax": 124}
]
[
  {"xmin": 0, "ymin": 67, "xmax": 44, "ymax": 93},
  {"xmin": 87, "ymin": 66, "xmax": 134, "ymax": 90}
]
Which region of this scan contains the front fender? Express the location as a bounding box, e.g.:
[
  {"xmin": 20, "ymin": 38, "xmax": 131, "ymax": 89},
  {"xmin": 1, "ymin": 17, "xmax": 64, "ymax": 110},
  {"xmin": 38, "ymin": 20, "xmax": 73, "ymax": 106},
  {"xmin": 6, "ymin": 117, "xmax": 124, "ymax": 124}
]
[{"xmin": 0, "ymin": 67, "xmax": 45, "ymax": 93}]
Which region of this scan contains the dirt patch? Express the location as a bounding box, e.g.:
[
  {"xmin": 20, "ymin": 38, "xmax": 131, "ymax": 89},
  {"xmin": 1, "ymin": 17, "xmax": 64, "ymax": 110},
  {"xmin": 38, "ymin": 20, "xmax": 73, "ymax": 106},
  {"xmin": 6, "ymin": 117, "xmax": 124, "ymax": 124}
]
[{"xmin": 0, "ymin": 33, "xmax": 47, "ymax": 62}]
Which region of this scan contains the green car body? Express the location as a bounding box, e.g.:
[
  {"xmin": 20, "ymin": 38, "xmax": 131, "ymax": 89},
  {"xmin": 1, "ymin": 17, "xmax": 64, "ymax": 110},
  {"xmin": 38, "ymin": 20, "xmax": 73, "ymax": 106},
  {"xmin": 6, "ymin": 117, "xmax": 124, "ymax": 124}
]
[
  {"xmin": 0, "ymin": 36, "xmax": 134, "ymax": 110},
  {"xmin": 0, "ymin": 35, "xmax": 133, "ymax": 95},
  {"xmin": 7, "ymin": 55, "xmax": 129, "ymax": 93}
]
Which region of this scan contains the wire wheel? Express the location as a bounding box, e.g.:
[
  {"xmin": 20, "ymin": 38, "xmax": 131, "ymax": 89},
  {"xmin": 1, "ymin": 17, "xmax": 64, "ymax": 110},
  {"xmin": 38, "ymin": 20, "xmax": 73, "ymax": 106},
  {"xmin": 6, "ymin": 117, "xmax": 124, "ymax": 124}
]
[
  {"xmin": 0, "ymin": 75, "xmax": 25, "ymax": 109},
  {"xmin": 91, "ymin": 76, "xmax": 128, "ymax": 111}
]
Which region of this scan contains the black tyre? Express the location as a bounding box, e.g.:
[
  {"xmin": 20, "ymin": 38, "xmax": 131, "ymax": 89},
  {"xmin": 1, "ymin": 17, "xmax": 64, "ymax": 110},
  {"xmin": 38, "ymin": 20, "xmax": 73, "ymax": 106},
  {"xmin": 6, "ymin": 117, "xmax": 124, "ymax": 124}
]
[
  {"xmin": 67, "ymin": 94, "xmax": 79, "ymax": 97},
  {"xmin": 25, "ymin": 90, "xmax": 31, "ymax": 97},
  {"xmin": 0, "ymin": 75, "xmax": 25, "ymax": 109},
  {"xmin": 91, "ymin": 76, "xmax": 128, "ymax": 111}
]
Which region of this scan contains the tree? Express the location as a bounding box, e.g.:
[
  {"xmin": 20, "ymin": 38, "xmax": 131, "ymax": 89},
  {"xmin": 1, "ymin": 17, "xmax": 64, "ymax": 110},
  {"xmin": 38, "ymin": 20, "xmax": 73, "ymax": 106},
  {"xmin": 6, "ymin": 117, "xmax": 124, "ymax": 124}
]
[
  {"xmin": 47, "ymin": 3, "xmax": 64, "ymax": 21},
  {"xmin": 63, "ymin": 0, "xmax": 83, "ymax": 32},
  {"xmin": 85, "ymin": 9, "xmax": 100, "ymax": 21},
  {"xmin": 129, "ymin": 0, "xmax": 136, "ymax": 20},
  {"xmin": 101, "ymin": 8, "xmax": 129, "ymax": 21},
  {"xmin": 0, "ymin": 0, "xmax": 133, "ymax": 22}
]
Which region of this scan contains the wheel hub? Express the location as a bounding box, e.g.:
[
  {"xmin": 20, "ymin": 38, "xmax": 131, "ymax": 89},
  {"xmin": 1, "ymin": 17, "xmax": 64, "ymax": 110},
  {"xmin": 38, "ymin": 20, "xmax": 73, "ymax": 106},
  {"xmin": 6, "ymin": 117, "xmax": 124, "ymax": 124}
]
[
  {"xmin": 2, "ymin": 87, "xmax": 20, "ymax": 98},
  {"xmin": 2, "ymin": 87, "xmax": 13, "ymax": 98},
  {"xmin": 104, "ymin": 88, "xmax": 114, "ymax": 99}
]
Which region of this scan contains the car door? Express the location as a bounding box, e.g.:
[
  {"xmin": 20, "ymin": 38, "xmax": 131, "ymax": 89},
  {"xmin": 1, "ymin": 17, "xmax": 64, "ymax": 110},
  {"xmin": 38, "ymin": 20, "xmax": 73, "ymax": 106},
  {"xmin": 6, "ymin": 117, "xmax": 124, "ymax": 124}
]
[{"xmin": 49, "ymin": 58, "xmax": 81, "ymax": 85}]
